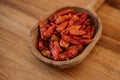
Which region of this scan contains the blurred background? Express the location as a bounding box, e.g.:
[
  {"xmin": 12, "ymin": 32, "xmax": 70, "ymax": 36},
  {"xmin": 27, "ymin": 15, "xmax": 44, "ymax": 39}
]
[{"xmin": 0, "ymin": 0, "xmax": 120, "ymax": 80}]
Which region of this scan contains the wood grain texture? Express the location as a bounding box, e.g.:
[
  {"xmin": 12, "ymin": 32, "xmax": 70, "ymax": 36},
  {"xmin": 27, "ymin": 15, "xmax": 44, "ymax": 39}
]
[
  {"xmin": 1, "ymin": 0, "xmax": 120, "ymax": 80},
  {"xmin": 107, "ymin": 0, "xmax": 120, "ymax": 10}
]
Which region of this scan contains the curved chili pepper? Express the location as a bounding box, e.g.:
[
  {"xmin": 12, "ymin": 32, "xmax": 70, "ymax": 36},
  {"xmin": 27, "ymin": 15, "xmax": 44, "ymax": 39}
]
[
  {"xmin": 54, "ymin": 8, "xmax": 74, "ymax": 19},
  {"xmin": 69, "ymin": 27, "xmax": 86, "ymax": 35},
  {"xmin": 39, "ymin": 21, "xmax": 47, "ymax": 40},
  {"xmin": 60, "ymin": 39, "xmax": 69, "ymax": 48},
  {"xmin": 45, "ymin": 25, "xmax": 56, "ymax": 38},
  {"xmin": 39, "ymin": 21, "xmax": 56, "ymax": 40},
  {"xmin": 59, "ymin": 45, "xmax": 83, "ymax": 60},
  {"xmin": 56, "ymin": 21, "xmax": 68, "ymax": 32},
  {"xmin": 76, "ymin": 13, "xmax": 88, "ymax": 25},
  {"xmin": 55, "ymin": 14, "xmax": 72, "ymax": 24},
  {"xmin": 41, "ymin": 49, "xmax": 51, "ymax": 58},
  {"xmin": 82, "ymin": 26, "xmax": 91, "ymax": 39},
  {"xmin": 49, "ymin": 41, "xmax": 62, "ymax": 60},
  {"xmin": 38, "ymin": 38, "xmax": 45, "ymax": 50},
  {"xmin": 68, "ymin": 15, "xmax": 79, "ymax": 27}
]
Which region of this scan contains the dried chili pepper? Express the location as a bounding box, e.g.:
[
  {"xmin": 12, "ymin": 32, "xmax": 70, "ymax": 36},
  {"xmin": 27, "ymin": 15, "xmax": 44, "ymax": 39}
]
[
  {"xmin": 59, "ymin": 45, "xmax": 83, "ymax": 60},
  {"xmin": 54, "ymin": 8, "xmax": 74, "ymax": 19},
  {"xmin": 62, "ymin": 35, "xmax": 80, "ymax": 44},
  {"xmin": 56, "ymin": 21, "xmax": 68, "ymax": 32},
  {"xmin": 50, "ymin": 34, "xmax": 59, "ymax": 41},
  {"xmin": 82, "ymin": 26, "xmax": 91, "ymax": 39},
  {"xmin": 69, "ymin": 27, "xmax": 86, "ymax": 35},
  {"xmin": 41, "ymin": 49, "xmax": 51, "ymax": 58},
  {"xmin": 45, "ymin": 25, "xmax": 56, "ymax": 38},
  {"xmin": 39, "ymin": 21, "xmax": 56, "ymax": 40},
  {"xmin": 55, "ymin": 13, "xmax": 72, "ymax": 24},
  {"xmin": 79, "ymin": 39, "xmax": 93, "ymax": 44},
  {"xmin": 38, "ymin": 38, "xmax": 45, "ymax": 50},
  {"xmin": 37, "ymin": 8, "xmax": 96, "ymax": 61},
  {"xmin": 68, "ymin": 15, "xmax": 79, "ymax": 27},
  {"xmin": 49, "ymin": 41, "xmax": 62, "ymax": 60},
  {"xmin": 74, "ymin": 12, "xmax": 83, "ymax": 17},
  {"xmin": 39, "ymin": 21, "xmax": 47, "ymax": 40},
  {"xmin": 60, "ymin": 39, "xmax": 69, "ymax": 48},
  {"xmin": 76, "ymin": 13, "xmax": 88, "ymax": 25}
]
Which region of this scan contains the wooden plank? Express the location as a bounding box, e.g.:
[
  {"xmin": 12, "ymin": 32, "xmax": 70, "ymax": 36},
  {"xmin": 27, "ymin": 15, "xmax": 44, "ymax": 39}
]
[
  {"xmin": 0, "ymin": 4, "xmax": 37, "ymax": 30},
  {"xmin": 17, "ymin": 0, "xmax": 105, "ymax": 11},
  {"xmin": 1, "ymin": 25, "xmax": 120, "ymax": 80},
  {"xmin": 98, "ymin": 4, "xmax": 120, "ymax": 41},
  {"xmin": 0, "ymin": 0, "xmax": 49, "ymax": 20},
  {"xmin": 0, "ymin": 0, "xmax": 105, "ymax": 31},
  {"xmin": 0, "ymin": 15, "xmax": 73, "ymax": 80},
  {"xmin": 98, "ymin": 35, "xmax": 120, "ymax": 53},
  {"xmin": 97, "ymin": 4, "xmax": 120, "ymax": 53},
  {"xmin": 0, "ymin": 0, "xmax": 105, "ymax": 19},
  {"xmin": 107, "ymin": 0, "xmax": 120, "ymax": 10}
]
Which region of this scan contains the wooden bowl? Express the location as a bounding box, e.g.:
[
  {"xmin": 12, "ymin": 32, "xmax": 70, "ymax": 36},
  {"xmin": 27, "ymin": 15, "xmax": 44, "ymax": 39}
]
[{"xmin": 29, "ymin": 6, "xmax": 102, "ymax": 69}]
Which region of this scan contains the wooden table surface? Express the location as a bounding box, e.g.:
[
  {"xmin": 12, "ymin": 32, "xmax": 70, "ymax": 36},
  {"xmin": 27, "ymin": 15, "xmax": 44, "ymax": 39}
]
[{"xmin": 0, "ymin": 0, "xmax": 120, "ymax": 80}]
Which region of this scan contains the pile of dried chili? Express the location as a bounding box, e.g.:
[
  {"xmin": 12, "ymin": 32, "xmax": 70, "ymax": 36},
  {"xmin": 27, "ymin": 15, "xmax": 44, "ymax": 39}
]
[{"xmin": 38, "ymin": 8, "xmax": 95, "ymax": 61}]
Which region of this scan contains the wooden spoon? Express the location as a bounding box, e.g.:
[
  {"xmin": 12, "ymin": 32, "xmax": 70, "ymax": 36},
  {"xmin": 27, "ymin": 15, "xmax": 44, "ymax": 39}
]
[{"xmin": 29, "ymin": 6, "xmax": 102, "ymax": 69}]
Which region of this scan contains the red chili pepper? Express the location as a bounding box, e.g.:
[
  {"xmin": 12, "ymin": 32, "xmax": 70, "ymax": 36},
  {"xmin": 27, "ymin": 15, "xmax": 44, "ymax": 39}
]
[
  {"xmin": 82, "ymin": 26, "xmax": 92, "ymax": 39},
  {"xmin": 39, "ymin": 21, "xmax": 56, "ymax": 40},
  {"xmin": 38, "ymin": 21, "xmax": 47, "ymax": 40},
  {"xmin": 68, "ymin": 15, "xmax": 79, "ymax": 27},
  {"xmin": 74, "ymin": 12, "xmax": 83, "ymax": 17},
  {"xmin": 62, "ymin": 35, "xmax": 80, "ymax": 44},
  {"xmin": 38, "ymin": 8, "xmax": 96, "ymax": 61},
  {"xmin": 58, "ymin": 45, "xmax": 83, "ymax": 60},
  {"xmin": 38, "ymin": 38, "xmax": 44, "ymax": 50},
  {"xmin": 76, "ymin": 13, "xmax": 88, "ymax": 25},
  {"xmin": 45, "ymin": 25, "xmax": 56, "ymax": 38},
  {"xmin": 79, "ymin": 39, "xmax": 93, "ymax": 44},
  {"xmin": 83, "ymin": 19, "xmax": 91, "ymax": 25},
  {"xmin": 56, "ymin": 21, "xmax": 68, "ymax": 32},
  {"xmin": 90, "ymin": 26, "xmax": 95, "ymax": 38},
  {"xmin": 54, "ymin": 8, "xmax": 74, "ymax": 19},
  {"xmin": 55, "ymin": 14, "xmax": 72, "ymax": 24},
  {"xmin": 49, "ymin": 41, "xmax": 62, "ymax": 60}
]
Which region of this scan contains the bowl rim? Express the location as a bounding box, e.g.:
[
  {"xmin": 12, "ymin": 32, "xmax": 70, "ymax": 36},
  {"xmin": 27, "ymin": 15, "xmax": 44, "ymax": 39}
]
[{"xmin": 29, "ymin": 6, "xmax": 102, "ymax": 67}]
